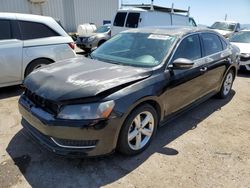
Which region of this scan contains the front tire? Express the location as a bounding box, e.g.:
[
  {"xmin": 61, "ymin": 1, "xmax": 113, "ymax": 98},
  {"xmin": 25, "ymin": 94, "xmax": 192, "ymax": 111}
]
[
  {"xmin": 217, "ymin": 69, "xmax": 235, "ymax": 99},
  {"xmin": 117, "ymin": 104, "xmax": 158, "ymax": 156}
]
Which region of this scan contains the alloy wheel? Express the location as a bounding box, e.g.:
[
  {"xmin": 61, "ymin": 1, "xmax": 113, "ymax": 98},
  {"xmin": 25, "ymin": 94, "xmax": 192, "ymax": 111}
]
[
  {"xmin": 223, "ymin": 72, "xmax": 233, "ymax": 96},
  {"xmin": 127, "ymin": 111, "xmax": 155, "ymax": 150}
]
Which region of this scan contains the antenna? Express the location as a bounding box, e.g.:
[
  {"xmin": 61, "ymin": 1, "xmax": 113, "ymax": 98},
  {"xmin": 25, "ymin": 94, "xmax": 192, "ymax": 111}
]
[{"xmin": 224, "ymin": 14, "xmax": 228, "ymax": 21}]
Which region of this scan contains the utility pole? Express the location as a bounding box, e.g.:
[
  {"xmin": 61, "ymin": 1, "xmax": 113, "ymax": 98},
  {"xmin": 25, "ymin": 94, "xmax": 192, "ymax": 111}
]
[{"xmin": 150, "ymin": 0, "xmax": 154, "ymax": 11}]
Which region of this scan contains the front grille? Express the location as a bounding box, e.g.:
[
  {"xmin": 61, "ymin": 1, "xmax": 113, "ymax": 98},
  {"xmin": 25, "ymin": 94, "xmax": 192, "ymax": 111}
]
[
  {"xmin": 25, "ymin": 89, "xmax": 59, "ymax": 114},
  {"xmin": 51, "ymin": 137, "xmax": 98, "ymax": 148}
]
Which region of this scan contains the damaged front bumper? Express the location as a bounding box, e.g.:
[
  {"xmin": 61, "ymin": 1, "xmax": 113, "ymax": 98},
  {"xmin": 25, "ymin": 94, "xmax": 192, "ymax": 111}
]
[{"xmin": 18, "ymin": 95, "xmax": 122, "ymax": 157}]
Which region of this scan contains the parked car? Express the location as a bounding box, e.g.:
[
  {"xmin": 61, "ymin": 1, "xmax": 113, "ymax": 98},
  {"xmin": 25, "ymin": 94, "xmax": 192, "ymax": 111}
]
[
  {"xmin": 111, "ymin": 4, "xmax": 197, "ymax": 36},
  {"xmin": 209, "ymin": 21, "xmax": 241, "ymax": 38},
  {"xmin": 229, "ymin": 30, "xmax": 250, "ymax": 71},
  {"xmin": 19, "ymin": 27, "xmax": 239, "ymax": 157},
  {"xmin": 0, "ymin": 13, "xmax": 76, "ymax": 88},
  {"xmin": 76, "ymin": 24, "xmax": 111, "ymax": 53}
]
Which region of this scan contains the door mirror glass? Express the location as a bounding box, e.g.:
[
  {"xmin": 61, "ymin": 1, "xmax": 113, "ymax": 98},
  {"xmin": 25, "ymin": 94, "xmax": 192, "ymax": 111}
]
[{"xmin": 172, "ymin": 58, "xmax": 194, "ymax": 69}]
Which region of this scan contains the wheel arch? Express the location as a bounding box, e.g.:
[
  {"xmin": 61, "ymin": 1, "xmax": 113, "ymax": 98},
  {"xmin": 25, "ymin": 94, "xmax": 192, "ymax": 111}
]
[
  {"xmin": 115, "ymin": 98, "xmax": 162, "ymax": 154},
  {"xmin": 98, "ymin": 39, "xmax": 107, "ymax": 47},
  {"xmin": 113, "ymin": 97, "xmax": 162, "ymax": 149},
  {"xmin": 24, "ymin": 57, "xmax": 54, "ymax": 78}
]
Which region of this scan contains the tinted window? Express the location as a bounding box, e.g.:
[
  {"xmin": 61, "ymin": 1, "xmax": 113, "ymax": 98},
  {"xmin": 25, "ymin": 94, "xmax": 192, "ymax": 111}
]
[
  {"xmin": 126, "ymin": 13, "xmax": 140, "ymax": 28},
  {"xmin": 0, "ymin": 20, "xmax": 12, "ymax": 40},
  {"xmin": 201, "ymin": 33, "xmax": 223, "ymax": 56},
  {"xmin": 173, "ymin": 34, "xmax": 201, "ymax": 61},
  {"xmin": 113, "ymin": 12, "xmax": 127, "ymax": 27},
  {"xmin": 19, "ymin": 21, "xmax": 59, "ymax": 40}
]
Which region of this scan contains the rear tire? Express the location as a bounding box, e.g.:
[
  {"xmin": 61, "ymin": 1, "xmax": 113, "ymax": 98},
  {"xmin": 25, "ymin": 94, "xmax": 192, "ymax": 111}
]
[
  {"xmin": 25, "ymin": 59, "xmax": 52, "ymax": 77},
  {"xmin": 117, "ymin": 104, "xmax": 158, "ymax": 156},
  {"xmin": 216, "ymin": 69, "xmax": 235, "ymax": 99}
]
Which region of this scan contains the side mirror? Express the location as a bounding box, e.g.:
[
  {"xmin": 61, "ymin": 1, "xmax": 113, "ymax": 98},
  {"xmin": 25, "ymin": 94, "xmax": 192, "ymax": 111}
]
[{"xmin": 172, "ymin": 58, "xmax": 194, "ymax": 70}]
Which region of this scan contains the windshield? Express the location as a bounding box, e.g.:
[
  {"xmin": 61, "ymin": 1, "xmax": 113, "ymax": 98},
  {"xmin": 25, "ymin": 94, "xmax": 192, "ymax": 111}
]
[
  {"xmin": 229, "ymin": 31, "xmax": 250, "ymax": 43},
  {"xmin": 91, "ymin": 32, "xmax": 176, "ymax": 67},
  {"xmin": 211, "ymin": 22, "xmax": 236, "ymax": 31},
  {"xmin": 95, "ymin": 25, "xmax": 110, "ymax": 33}
]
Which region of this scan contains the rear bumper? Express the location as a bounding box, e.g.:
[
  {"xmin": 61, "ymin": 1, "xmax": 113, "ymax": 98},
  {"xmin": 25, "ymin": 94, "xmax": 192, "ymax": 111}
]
[{"xmin": 18, "ymin": 95, "xmax": 122, "ymax": 157}]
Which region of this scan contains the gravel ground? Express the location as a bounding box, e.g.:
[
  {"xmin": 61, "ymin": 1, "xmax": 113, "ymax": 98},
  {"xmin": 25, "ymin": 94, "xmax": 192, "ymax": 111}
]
[{"xmin": 0, "ymin": 72, "xmax": 249, "ymax": 188}]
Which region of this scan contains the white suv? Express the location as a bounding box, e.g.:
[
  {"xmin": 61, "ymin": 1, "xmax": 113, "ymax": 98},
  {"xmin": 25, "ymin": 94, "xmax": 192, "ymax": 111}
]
[{"xmin": 0, "ymin": 13, "xmax": 76, "ymax": 88}]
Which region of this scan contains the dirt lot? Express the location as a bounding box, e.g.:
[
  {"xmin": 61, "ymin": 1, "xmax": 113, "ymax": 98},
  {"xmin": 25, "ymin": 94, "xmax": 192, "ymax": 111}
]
[{"xmin": 0, "ymin": 72, "xmax": 250, "ymax": 188}]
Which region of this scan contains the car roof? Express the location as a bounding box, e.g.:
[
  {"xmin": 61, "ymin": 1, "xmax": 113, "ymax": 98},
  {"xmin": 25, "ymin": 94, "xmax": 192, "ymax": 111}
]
[
  {"xmin": 0, "ymin": 12, "xmax": 53, "ymax": 22},
  {"xmin": 122, "ymin": 26, "xmax": 217, "ymax": 37},
  {"xmin": 0, "ymin": 12, "xmax": 69, "ymax": 37}
]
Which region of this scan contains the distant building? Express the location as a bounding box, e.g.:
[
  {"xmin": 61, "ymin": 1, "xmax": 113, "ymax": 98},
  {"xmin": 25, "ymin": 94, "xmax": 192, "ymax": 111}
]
[{"xmin": 0, "ymin": 0, "xmax": 119, "ymax": 32}]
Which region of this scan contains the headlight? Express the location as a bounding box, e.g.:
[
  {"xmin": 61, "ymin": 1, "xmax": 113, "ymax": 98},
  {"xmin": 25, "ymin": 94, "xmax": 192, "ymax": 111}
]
[
  {"xmin": 57, "ymin": 101, "xmax": 115, "ymax": 120},
  {"xmin": 87, "ymin": 36, "xmax": 96, "ymax": 42}
]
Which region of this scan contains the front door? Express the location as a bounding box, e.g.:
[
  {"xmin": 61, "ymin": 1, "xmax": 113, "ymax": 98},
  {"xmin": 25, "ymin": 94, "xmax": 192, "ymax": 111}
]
[{"xmin": 163, "ymin": 34, "xmax": 209, "ymax": 117}]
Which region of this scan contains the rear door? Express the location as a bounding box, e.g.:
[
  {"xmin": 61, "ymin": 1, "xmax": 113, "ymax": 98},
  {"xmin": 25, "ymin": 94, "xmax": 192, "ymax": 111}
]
[
  {"xmin": 199, "ymin": 33, "xmax": 230, "ymax": 92},
  {"xmin": 0, "ymin": 19, "xmax": 23, "ymax": 86}
]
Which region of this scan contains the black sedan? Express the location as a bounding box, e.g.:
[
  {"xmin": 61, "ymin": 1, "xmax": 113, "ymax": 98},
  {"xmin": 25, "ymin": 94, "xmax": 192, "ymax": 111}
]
[{"xmin": 19, "ymin": 27, "xmax": 239, "ymax": 157}]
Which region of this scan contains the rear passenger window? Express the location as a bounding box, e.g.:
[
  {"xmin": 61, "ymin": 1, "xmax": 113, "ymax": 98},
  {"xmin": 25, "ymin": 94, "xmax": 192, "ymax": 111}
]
[
  {"xmin": 201, "ymin": 33, "xmax": 223, "ymax": 56},
  {"xmin": 173, "ymin": 34, "xmax": 201, "ymax": 61},
  {"xmin": 113, "ymin": 12, "xmax": 127, "ymax": 27},
  {"xmin": 0, "ymin": 20, "xmax": 12, "ymax": 40},
  {"xmin": 19, "ymin": 21, "xmax": 59, "ymax": 40},
  {"xmin": 126, "ymin": 13, "xmax": 140, "ymax": 28}
]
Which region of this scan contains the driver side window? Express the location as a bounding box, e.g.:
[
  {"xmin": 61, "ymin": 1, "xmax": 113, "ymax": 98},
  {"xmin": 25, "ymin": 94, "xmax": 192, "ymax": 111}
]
[{"xmin": 172, "ymin": 34, "xmax": 202, "ymax": 62}]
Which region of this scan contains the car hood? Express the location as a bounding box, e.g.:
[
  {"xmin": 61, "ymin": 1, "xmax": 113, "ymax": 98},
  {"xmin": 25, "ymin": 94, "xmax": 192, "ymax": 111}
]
[
  {"xmin": 230, "ymin": 42, "xmax": 250, "ymax": 54},
  {"xmin": 24, "ymin": 57, "xmax": 152, "ymax": 101}
]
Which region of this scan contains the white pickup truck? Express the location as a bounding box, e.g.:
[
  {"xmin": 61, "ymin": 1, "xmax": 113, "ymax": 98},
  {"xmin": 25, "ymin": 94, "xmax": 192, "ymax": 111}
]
[{"xmin": 111, "ymin": 4, "xmax": 197, "ymax": 36}]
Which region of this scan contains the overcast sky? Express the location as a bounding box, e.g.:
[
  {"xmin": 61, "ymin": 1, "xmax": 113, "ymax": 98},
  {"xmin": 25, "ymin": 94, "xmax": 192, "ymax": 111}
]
[{"xmin": 120, "ymin": 0, "xmax": 250, "ymax": 25}]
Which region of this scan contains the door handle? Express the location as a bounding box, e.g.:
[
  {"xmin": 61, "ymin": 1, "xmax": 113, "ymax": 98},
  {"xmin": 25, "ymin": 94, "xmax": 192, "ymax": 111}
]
[{"xmin": 200, "ymin": 67, "xmax": 207, "ymax": 72}]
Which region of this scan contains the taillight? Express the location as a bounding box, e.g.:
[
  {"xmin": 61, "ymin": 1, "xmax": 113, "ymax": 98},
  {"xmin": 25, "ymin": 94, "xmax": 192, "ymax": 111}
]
[{"xmin": 68, "ymin": 42, "xmax": 75, "ymax": 50}]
